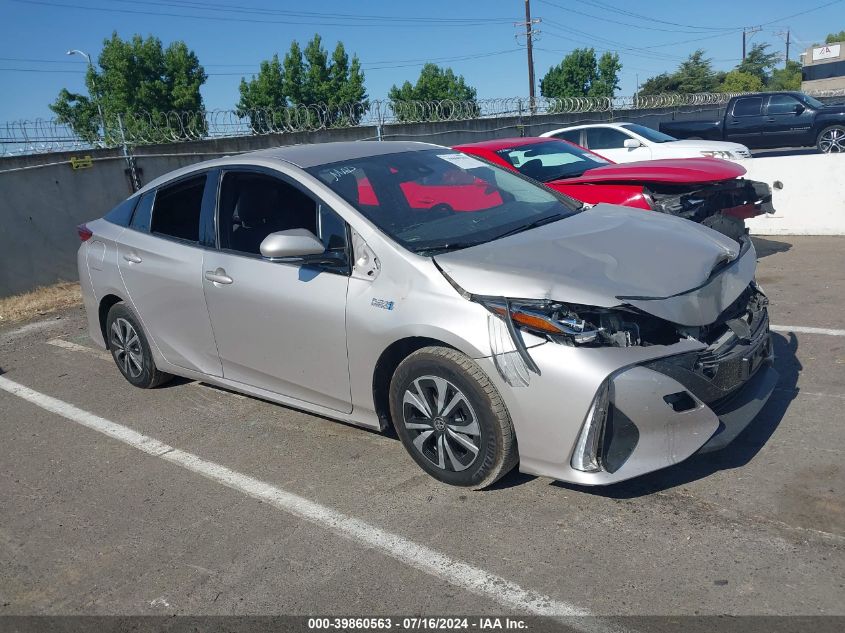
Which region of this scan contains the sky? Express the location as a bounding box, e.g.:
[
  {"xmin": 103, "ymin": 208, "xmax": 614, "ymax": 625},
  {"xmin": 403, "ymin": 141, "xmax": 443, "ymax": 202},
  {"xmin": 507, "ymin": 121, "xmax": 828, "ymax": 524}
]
[{"xmin": 1, "ymin": 0, "xmax": 843, "ymax": 121}]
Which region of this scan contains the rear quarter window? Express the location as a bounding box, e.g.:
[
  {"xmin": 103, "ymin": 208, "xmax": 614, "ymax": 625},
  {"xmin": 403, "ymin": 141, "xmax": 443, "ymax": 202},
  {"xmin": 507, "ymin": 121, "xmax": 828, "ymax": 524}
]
[
  {"xmin": 103, "ymin": 197, "xmax": 138, "ymax": 227},
  {"xmin": 130, "ymin": 192, "xmax": 155, "ymax": 233}
]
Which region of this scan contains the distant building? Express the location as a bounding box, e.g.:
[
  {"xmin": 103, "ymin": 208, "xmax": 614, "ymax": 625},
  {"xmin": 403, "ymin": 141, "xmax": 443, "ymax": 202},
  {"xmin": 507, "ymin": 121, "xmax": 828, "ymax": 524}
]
[{"xmin": 801, "ymin": 42, "xmax": 845, "ymax": 91}]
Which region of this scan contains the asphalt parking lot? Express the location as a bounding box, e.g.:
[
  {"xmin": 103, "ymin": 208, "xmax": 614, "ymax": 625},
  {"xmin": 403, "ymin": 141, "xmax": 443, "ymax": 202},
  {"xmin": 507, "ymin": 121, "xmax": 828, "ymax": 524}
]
[{"xmin": 0, "ymin": 235, "xmax": 843, "ymax": 621}]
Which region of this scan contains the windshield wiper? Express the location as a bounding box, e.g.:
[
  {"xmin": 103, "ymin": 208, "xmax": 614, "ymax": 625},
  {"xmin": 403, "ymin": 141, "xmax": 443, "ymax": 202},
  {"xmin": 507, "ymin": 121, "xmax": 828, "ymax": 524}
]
[{"xmin": 491, "ymin": 213, "xmax": 568, "ymax": 241}]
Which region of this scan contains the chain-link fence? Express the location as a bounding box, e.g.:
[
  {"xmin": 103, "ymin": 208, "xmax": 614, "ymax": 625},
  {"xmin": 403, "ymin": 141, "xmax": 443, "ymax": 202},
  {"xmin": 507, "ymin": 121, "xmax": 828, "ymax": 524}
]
[{"xmin": 3, "ymin": 90, "xmax": 844, "ymax": 157}]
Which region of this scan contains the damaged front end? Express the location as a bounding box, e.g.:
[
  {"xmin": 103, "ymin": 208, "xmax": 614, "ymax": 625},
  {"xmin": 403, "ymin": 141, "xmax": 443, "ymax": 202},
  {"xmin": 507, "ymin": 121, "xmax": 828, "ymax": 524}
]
[
  {"xmin": 481, "ymin": 281, "xmax": 775, "ymax": 474},
  {"xmin": 645, "ymin": 179, "xmax": 774, "ymax": 239}
]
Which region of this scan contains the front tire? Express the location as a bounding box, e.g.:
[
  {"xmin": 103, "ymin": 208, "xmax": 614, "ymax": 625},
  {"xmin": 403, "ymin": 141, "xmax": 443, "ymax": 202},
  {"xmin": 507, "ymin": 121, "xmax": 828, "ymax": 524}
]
[
  {"xmin": 817, "ymin": 125, "xmax": 845, "ymax": 153},
  {"xmin": 389, "ymin": 346, "xmax": 518, "ymax": 488},
  {"xmin": 105, "ymin": 303, "xmax": 172, "ymax": 389}
]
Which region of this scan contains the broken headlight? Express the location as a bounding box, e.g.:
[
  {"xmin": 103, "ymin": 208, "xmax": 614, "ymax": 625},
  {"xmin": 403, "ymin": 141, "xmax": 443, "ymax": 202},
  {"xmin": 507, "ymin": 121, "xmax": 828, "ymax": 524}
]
[{"xmin": 478, "ymin": 299, "xmax": 651, "ymax": 348}]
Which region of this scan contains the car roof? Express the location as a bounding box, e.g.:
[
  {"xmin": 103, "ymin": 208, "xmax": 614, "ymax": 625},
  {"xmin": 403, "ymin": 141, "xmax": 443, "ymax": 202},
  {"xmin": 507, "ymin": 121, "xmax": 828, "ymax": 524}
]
[
  {"xmin": 137, "ymin": 140, "xmax": 441, "ymax": 195},
  {"xmin": 453, "ymin": 137, "xmax": 559, "ymax": 151}
]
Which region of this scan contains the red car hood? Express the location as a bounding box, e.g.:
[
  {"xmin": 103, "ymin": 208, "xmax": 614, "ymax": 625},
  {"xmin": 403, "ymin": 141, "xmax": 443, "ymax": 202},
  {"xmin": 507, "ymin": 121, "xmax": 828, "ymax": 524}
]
[{"xmin": 556, "ymin": 158, "xmax": 746, "ymax": 185}]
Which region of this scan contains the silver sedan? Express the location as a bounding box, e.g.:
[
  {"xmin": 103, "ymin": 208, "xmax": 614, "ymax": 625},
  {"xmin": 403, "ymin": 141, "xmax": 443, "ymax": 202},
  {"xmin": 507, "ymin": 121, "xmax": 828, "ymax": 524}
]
[{"xmin": 77, "ymin": 141, "xmax": 777, "ymax": 488}]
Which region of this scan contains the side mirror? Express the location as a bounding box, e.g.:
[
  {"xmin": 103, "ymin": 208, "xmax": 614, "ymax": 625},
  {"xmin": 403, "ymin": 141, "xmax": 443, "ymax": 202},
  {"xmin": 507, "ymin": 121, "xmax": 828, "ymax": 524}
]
[
  {"xmin": 260, "ymin": 229, "xmax": 325, "ymax": 259},
  {"xmin": 623, "ymin": 138, "xmax": 642, "ymax": 149},
  {"xmin": 793, "ymin": 103, "xmax": 806, "ymax": 114}
]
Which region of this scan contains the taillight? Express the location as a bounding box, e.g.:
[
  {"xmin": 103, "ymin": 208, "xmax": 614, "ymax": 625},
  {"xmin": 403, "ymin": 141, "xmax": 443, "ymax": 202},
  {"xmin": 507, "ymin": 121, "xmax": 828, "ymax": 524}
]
[{"xmin": 77, "ymin": 224, "xmax": 93, "ymax": 242}]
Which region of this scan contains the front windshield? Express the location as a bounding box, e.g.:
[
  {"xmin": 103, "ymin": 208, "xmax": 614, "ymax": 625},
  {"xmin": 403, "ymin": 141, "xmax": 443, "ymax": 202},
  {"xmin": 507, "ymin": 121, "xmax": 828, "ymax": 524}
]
[
  {"xmin": 620, "ymin": 123, "xmax": 677, "ymax": 143},
  {"xmin": 495, "ymin": 139, "xmax": 610, "ymax": 183},
  {"xmin": 307, "ymin": 149, "xmax": 581, "ymax": 256},
  {"xmin": 801, "ymin": 94, "xmax": 825, "ymax": 109}
]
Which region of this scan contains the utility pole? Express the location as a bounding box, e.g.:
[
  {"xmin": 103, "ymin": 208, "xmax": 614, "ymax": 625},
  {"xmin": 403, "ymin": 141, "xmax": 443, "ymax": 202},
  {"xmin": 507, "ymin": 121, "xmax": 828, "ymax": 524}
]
[
  {"xmin": 774, "ymin": 28, "xmax": 791, "ymax": 64},
  {"xmin": 742, "ymin": 26, "xmax": 762, "ymax": 59},
  {"xmin": 524, "ymin": 0, "xmax": 536, "ymax": 104},
  {"xmin": 515, "ymin": 1, "xmax": 540, "ymax": 109}
]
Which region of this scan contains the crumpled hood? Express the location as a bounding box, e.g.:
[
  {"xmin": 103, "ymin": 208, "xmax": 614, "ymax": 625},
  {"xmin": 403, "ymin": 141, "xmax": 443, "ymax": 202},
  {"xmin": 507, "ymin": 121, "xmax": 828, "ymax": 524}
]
[
  {"xmin": 434, "ymin": 204, "xmax": 757, "ymax": 326},
  {"xmin": 560, "ymin": 157, "xmax": 746, "ymax": 185}
]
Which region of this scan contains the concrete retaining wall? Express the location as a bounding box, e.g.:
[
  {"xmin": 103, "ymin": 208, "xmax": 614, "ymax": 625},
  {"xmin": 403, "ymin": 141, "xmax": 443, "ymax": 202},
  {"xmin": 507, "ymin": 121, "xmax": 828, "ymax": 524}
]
[{"xmin": 746, "ymin": 153, "xmax": 845, "ymax": 236}]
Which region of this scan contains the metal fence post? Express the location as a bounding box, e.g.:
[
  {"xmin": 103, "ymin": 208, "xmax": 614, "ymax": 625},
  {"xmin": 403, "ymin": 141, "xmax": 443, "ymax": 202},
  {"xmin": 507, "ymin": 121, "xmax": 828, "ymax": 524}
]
[
  {"xmin": 375, "ymin": 101, "xmax": 384, "ymax": 142},
  {"xmin": 117, "ymin": 113, "xmax": 141, "ymax": 192}
]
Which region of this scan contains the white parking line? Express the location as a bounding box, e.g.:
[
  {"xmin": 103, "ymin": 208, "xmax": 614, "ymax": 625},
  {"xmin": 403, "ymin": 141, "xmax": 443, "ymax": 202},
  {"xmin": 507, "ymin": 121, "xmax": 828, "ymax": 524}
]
[
  {"xmin": 771, "ymin": 325, "xmax": 845, "ymax": 337},
  {"xmin": 47, "ymin": 338, "xmax": 112, "ymax": 361},
  {"xmin": 46, "ymin": 338, "xmax": 245, "ymax": 400},
  {"xmin": 0, "ymin": 375, "xmax": 599, "ymax": 623}
]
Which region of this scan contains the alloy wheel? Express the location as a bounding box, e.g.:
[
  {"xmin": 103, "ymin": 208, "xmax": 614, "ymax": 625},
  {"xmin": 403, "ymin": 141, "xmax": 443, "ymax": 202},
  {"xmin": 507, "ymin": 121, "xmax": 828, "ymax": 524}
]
[
  {"xmin": 110, "ymin": 317, "xmax": 144, "ymax": 378},
  {"xmin": 402, "ymin": 375, "xmax": 481, "ymax": 472},
  {"xmin": 819, "ymin": 128, "xmax": 845, "ymax": 153}
]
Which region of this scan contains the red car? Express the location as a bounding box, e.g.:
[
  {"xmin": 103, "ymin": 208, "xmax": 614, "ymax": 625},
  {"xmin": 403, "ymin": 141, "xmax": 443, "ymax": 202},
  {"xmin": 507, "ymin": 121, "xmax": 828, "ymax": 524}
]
[{"xmin": 452, "ymin": 137, "xmax": 773, "ymax": 239}]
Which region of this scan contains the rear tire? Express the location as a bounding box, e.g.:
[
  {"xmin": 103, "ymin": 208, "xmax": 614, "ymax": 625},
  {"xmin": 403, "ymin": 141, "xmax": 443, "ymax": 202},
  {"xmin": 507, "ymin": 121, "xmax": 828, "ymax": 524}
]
[
  {"xmin": 105, "ymin": 303, "xmax": 172, "ymax": 389},
  {"xmin": 389, "ymin": 346, "xmax": 518, "ymax": 489},
  {"xmin": 817, "ymin": 125, "xmax": 845, "ymax": 153}
]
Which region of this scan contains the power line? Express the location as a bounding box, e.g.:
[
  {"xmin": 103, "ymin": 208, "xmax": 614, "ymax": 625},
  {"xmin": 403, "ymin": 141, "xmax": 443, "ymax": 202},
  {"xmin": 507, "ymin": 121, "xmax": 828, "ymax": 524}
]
[
  {"xmin": 0, "ymin": 50, "xmax": 524, "ymax": 76},
  {"xmin": 538, "ymin": 0, "xmax": 739, "ymax": 34},
  {"xmin": 8, "ymin": 0, "xmax": 515, "ymax": 28},
  {"xmin": 125, "ymin": 0, "xmax": 515, "ymax": 24},
  {"xmin": 574, "ymin": 0, "xmax": 738, "ymax": 31}
]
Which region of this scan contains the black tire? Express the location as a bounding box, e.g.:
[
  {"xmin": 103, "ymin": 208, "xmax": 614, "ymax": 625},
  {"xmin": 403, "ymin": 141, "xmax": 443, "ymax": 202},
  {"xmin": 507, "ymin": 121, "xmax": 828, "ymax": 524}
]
[
  {"xmin": 105, "ymin": 303, "xmax": 172, "ymax": 389},
  {"xmin": 816, "ymin": 125, "xmax": 845, "ymax": 153},
  {"xmin": 701, "ymin": 214, "xmax": 747, "ymax": 242},
  {"xmin": 389, "ymin": 346, "xmax": 518, "ymax": 489}
]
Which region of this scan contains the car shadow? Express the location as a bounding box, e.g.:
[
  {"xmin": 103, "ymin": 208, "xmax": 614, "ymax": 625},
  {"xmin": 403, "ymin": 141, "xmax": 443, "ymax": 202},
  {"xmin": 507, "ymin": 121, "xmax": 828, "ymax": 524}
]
[
  {"xmin": 544, "ymin": 331, "xmax": 801, "ymax": 498},
  {"xmin": 752, "ymin": 236, "xmax": 792, "ymax": 258}
]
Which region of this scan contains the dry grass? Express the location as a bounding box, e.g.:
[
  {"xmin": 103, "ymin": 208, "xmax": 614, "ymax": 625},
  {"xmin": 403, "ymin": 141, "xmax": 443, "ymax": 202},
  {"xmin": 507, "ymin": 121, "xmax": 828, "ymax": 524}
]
[{"xmin": 0, "ymin": 282, "xmax": 82, "ymax": 325}]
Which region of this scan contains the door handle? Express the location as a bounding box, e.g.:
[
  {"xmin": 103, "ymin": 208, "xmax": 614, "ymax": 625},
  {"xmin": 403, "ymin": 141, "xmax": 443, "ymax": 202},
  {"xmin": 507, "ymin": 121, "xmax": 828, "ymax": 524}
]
[
  {"xmin": 123, "ymin": 253, "xmax": 142, "ymax": 264},
  {"xmin": 204, "ymin": 268, "xmax": 233, "ymax": 285}
]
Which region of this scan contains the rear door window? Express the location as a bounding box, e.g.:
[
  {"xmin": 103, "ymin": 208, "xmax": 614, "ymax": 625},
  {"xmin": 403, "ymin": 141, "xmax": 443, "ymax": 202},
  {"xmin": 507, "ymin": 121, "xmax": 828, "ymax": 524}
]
[
  {"xmin": 732, "ymin": 97, "xmax": 763, "ymax": 117},
  {"xmin": 552, "ymin": 129, "xmax": 583, "ymax": 145},
  {"xmin": 585, "ymin": 127, "xmax": 630, "ymax": 150},
  {"xmin": 150, "ymin": 175, "xmax": 206, "ymax": 242}
]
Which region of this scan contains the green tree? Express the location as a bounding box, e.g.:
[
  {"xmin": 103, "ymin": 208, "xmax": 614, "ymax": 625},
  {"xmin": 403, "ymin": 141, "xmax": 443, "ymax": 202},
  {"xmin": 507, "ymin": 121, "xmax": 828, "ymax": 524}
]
[
  {"xmin": 736, "ymin": 43, "xmax": 780, "ymax": 85},
  {"xmin": 237, "ymin": 34, "xmax": 367, "ymax": 129},
  {"xmin": 236, "ymin": 55, "xmax": 287, "ymax": 132},
  {"xmin": 50, "ymin": 33, "xmax": 206, "ymax": 144},
  {"xmin": 674, "ymin": 50, "xmax": 720, "ymax": 93},
  {"xmin": 719, "ymin": 70, "xmax": 764, "ymax": 93},
  {"xmin": 825, "ymin": 30, "xmax": 845, "ymax": 43},
  {"xmin": 590, "ymin": 52, "xmax": 622, "ymax": 98},
  {"xmin": 540, "ymin": 48, "xmax": 598, "ymax": 98},
  {"xmin": 638, "ymin": 72, "xmax": 681, "ymax": 96},
  {"xmin": 769, "ymin": 60, "xmax": 802, "ymax": 90},
  {"xmin": 638, "ymin": 50, "xmax": 720, "ymax": 96},
  {"xmin": 388, "ymin": 63, "xmax": 478, "ymax": 121}
]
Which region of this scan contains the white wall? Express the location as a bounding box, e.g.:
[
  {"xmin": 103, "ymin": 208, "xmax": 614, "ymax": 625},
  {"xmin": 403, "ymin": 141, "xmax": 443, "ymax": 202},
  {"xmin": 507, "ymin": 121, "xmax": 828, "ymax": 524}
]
[{"xmin": 745, "ymin": 153, "xmax": 845, "ymax": 235}]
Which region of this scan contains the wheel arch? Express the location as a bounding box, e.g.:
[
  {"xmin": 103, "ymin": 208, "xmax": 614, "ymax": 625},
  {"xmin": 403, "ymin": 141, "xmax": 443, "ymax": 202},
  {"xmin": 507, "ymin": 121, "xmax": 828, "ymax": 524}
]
[
  {"xmin": 98, "ymin": 293, "xmax": 125, "ymax": 347},
  {"xmin": 371, "ymin": 336, "xmax": 459, "ymax": 430}
]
